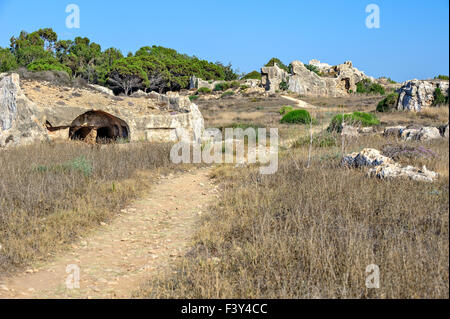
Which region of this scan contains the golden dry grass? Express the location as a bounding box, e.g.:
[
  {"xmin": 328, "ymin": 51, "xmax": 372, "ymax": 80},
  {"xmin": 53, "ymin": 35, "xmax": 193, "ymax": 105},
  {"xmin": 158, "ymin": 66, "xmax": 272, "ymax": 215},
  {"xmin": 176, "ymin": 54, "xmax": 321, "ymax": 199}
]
[
  {"xmin": 0, "ymin": 142, "xmax": 178, "ymax": 272},
  {"xmin": 136, "ymin": 135, "xmax": 449, "ymax": 299}
]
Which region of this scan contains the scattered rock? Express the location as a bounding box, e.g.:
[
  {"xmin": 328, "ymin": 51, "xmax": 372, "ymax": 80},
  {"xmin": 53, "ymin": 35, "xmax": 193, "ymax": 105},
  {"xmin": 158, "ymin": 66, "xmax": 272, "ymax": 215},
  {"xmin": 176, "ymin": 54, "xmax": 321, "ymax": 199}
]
[
  {"xmin": 343, "ymin": 148, "xmax": 438, "ymax": 182},
  {"xmin": 369, "ymin": 164, "xmax": 438, "ymax": 182},
  {"xmin": 341, "ymin": 148, "xmax": 394, "ymax": 167}
]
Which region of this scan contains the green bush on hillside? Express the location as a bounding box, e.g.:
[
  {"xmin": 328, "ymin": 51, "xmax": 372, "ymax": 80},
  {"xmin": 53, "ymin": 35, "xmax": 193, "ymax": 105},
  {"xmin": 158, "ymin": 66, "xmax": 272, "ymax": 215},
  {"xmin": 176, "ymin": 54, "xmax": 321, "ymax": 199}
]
[
  {"xmin": 265, "ymin": 58, "xmax": 289, "ymax": 72},
  {"xmin": 280, "ymin": 109, "xmax": 313, "ymax": 124},
  {"xmin": 304, "ymin": 64, "xmax": 320, "ymax": 76},
  {"xmin": 433, "ymin": 87, "xmax": 449, "ymax": 105},
  {"xmin": 376, "ymin": 93, "xmax": 399, "ymax": 112},
  {"xmin": 356, "ymin": 79, "xmax": 385, "ymax": 95},
  {"xmin": 328, "ymin": 111, "xmax": 380, "ymax": 132},
  {"xmin": 241, "ymin": 71, "xmax": 262, "ymax": 80},
  {"xmin": 197, "ymin": 87, "xmax": 212, "ymax": 94}
]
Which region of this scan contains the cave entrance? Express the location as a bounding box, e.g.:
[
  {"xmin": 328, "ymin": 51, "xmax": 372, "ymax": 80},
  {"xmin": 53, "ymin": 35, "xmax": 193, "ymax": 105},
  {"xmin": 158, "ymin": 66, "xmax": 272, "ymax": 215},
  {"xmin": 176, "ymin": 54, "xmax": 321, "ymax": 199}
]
[{"xmin": 69, "ymin": 110, "xmax": 130, "ymax": 144}]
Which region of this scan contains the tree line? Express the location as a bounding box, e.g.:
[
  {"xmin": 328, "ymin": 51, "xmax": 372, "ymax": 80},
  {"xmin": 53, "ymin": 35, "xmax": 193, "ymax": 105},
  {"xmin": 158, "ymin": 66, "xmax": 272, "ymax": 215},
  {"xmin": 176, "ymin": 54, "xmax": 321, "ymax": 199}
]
[{"xmin": 0, "ymin": 28, "xmax": 239, "ymax": 95}]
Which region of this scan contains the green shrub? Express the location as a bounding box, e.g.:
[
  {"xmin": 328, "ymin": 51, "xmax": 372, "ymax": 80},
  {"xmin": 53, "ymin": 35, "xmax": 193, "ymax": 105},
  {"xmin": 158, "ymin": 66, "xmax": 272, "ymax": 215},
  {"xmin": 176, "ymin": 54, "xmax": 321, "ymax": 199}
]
[
  {"xmin": 189, "ymin": 95, "xmax": 199, "ymax": 101},
  {"xmin": 280, "ymin": 109, "xmax": 313, "ymax": 124},
  {"xmin": 433, "ymin": 87, "xmax": 449, "ymax": 105},
  {"xmin": 230, "ymin": 81, "xmax": 240, "ymax": 88},
  {"xmin": 197, "ymin": 87, "xmax": 212, "ymax": 94},
  {"xmin": 0, "ymin": 47, "xmax": 18, "ymax": 72},
  {"xmin": 376, "ymin": 93, "xmax": 399, "ymax": 112},
  {"xmin": 240, "ymin": 85, "xmax": 249, "ymax": 91},
  {"xmin": 304, "ymin": 64, "xmax": 320, "ymax": 76},
  {"xmin": 27, "ymin": 57, "xmax": 72, "ymax": 76},
  {"xmin": 214, "ymin": 82, "xmax": 231, "ymax": 91},
  {"xmin": 221, "ymin": 91, "xmax": 234, "ymax": 98},
  {"xmin": 241, "ymin": 71, "xmax": 261, "ymax": 80},
  {"xmin": 279, "ymin": 80, "xmax": 289, "ymax": 91},
  {"xmin": 356, "ymin": 79, "xmax": 385, "ymax": 95},
  {"xmin": 434, "ymin": 75, "xmax": 449, "ymax": 81},
  {"xmin": 265, "ymin": 58, "xmax": 289, "ymax": 72},
  {"xmin": 328, "ymin": 111, "xmax": 380, "ymax": 132},
  {"xmin": 279, "ymin": 105, "xmax": 294, "ymax": 115}
]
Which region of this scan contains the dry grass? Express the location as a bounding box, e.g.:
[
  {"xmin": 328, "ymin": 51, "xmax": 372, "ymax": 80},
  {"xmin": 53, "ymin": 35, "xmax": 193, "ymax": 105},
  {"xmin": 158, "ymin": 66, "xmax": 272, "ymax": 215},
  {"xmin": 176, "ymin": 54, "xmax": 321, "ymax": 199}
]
[
  {"xmin": 0, "ymin": 141, "xmax": 178, "ymax": 272},
  {"xmin": 136, "ymin": 135, "xmax": 449, "ymax": 299}
]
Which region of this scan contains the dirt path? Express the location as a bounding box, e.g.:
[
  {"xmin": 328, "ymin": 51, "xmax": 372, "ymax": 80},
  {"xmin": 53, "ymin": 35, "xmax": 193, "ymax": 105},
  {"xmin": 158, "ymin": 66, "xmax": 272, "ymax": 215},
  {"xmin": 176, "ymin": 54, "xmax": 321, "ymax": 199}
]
[
  {"xmin": 0, "ymin": 167, "xmax": 215, "ymax": 299},
  {"xmin": 281, "ymin": 95, "xmax": 317, "ymax": 109}
]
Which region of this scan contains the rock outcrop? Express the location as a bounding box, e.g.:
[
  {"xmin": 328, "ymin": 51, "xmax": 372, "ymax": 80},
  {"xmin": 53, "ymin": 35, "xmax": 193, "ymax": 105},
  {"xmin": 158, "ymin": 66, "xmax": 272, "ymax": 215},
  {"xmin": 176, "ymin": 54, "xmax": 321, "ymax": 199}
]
[
  {"xmin": 0, "ymin": 73, "xmax": 48, "ymax": 147},
  {"xmin": 342, "ymin": 148, "xmax": 438, "ymax": 182},
  {"xmin": 1, "ymin": 73, "xmax": 205, "ymax": 147},
  {"xmin": 396, "ymin": 80, "xmax": 449, "ymax": 111},
  {"xmin": 261, "ymin": 60, "xmax": 374, "ymax": 97}
]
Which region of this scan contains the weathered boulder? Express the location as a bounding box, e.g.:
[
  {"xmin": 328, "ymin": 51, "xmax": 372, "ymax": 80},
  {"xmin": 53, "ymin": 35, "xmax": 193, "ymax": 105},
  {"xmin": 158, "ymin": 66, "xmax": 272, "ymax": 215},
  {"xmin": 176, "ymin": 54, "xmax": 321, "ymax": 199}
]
[
  {"xmin": 0, "ymin": 74, "xmax": 48, "ymax": 147},
  {"xmin": 341, "ymin": 148, "xmax": 394, "ymax": 167},
  {"xmin": 342, "ymin": 148, "xmax": 438, "ymax": 182},
  {"xmin": 384, "ymin": 125, "xmax": 443, "ymax": 141},
  {"xmin": 368, "ymin": 164, "xmax": 438, "ymax": 182},
  {"xmin": 88, "ymin": 84, "xmax": 115, "ymax": 96},
  {"xmin": 396, "ymin": 80, "xmax": 449, "ymax": 111},
  {"xmin": 400, "ymin": 126, "xmax": 442, "ymax": 141}
]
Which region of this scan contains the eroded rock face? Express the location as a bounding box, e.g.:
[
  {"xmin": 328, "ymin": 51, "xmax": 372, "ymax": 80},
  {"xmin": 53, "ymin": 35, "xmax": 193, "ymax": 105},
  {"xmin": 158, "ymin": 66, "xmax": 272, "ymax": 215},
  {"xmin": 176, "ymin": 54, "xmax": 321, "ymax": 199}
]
[
  {"xmin": 261, "ymin": 63, "xmax": 289, "ymax": 93},
  {"xmin": 0, "ymin": 74, "xmax": 48, "ymax": 147},
  {"xmin": 261, "ymin": 60, "xmax": 374, "ymax": 97},
  {"xmin": 397, "ymin": 80, "xmax": 449, "ymax": 111},
  {"xmin": 342, "ymin": 148, "xmax": 438, "ymax": 182},
  {"xmin": 1, "ymin": 73, "xmax": 205, "ymax": 147}
]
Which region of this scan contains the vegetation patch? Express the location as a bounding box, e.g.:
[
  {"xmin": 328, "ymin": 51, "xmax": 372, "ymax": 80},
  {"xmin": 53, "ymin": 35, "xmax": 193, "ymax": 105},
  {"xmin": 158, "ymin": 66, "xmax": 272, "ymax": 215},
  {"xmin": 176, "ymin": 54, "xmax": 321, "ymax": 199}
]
[
  {"xmin": 241, "ymin": 71, "xmax": 261, "ymax": 80},
  {"xmin": 433, "ymin": 87, "xmax": 449, "ymax": 106},
  {"xmin": 197, "ymin": 87, "xmax": 211, "ymax": 94},
  {"xmin": 280, "ymin": 109, "xmax": 314, "ymax": 124},
  {"xmin": 328, "ymin": 111, "xmax": 380, "ymax": 132},
  {"xmin": 356, "ymin": 79, "xmax": 386, "ymax": 95},
  {"xmin": 220, "ymin": 91, "xmax": 234, "ymax": 98},
  {"xmin": 376, "ymin": 92, "xmax": 399, "ymax": 112}
]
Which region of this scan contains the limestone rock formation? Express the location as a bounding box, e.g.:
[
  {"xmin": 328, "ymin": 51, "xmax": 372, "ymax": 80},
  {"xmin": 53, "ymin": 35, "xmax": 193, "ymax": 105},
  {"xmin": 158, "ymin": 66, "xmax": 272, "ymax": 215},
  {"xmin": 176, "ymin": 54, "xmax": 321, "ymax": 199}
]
[
  {"xmin": 0, "ymin": 73, "xmax": 48, "ymax": 147},
  {"xmin": 341, "ymin": 148, "xmax": 394, "ymax": 167},
  {"xmin": 1, "ymin": 73, "xmax": 205, "ymax": 147},
  {"xmin": 261, "ymin": 60, "xmax": 374, "ymax": 97},
  {"xmin": 383, "ymin": 125, "xmax": 445, "ymax": 141},
  {"xmin": 342, "ymin": 148, "xmax": 438, "ymax": 182},
  {"xmin": 368, "ymin": 164, "xmax": 438, "ymax": 182},
  {"xmin": 396, "ymin": 80, "xmax": 449, "ymax": 111},
  {"xmin": 88, "ymin": 84, "xmax": 115, "ymax": 96},
  {"xmin": 260, "ymin": 63, "xmax": 289, "ymax": 93}
]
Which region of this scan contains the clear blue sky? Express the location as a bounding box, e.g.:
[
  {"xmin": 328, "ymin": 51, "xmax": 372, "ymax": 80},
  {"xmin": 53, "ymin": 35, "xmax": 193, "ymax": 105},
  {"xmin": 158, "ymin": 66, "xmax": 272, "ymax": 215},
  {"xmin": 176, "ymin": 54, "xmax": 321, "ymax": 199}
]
[{"xmin": 0, "ymin": 0, "xmax": 448, "ymax": 82}]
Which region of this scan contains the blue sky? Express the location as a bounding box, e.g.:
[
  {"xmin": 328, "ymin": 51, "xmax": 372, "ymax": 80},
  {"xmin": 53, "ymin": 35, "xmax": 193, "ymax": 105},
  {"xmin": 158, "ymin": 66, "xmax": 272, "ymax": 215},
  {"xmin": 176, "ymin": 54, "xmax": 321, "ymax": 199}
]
[{"xmin": 0, "ymin": 0, "xmax": 448, "ymax": 82}]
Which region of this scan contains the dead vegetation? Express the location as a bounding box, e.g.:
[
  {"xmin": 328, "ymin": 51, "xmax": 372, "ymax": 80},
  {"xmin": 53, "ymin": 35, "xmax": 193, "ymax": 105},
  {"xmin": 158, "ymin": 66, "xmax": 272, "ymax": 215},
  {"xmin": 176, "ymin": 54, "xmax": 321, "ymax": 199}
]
[
  {"xmin": 0, "ymin": 142, "xmax": 181, "ymax": 272},
  {"xmin": 136, "ymin": 135, "xmax": 449, "ymax": 299}
]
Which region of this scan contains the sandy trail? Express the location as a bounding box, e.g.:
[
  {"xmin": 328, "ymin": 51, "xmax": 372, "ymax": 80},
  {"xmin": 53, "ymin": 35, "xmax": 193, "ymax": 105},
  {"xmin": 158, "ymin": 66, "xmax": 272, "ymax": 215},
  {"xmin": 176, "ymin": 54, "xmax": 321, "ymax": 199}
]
[
  {"xmin": 0, "ymin": 167, "xmax": 214, "ymax": 299},
  {"xmin": 281, "ymin": 95, "xmax": 317, "ymax": 109}
]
